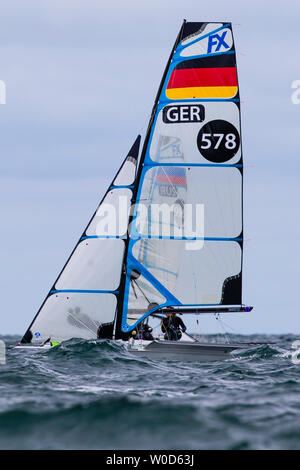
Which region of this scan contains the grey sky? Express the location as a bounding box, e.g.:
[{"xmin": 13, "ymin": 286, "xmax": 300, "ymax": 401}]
[{"xmin": 1, "ymin": 1, "xmax": 299, "ymax": 335}]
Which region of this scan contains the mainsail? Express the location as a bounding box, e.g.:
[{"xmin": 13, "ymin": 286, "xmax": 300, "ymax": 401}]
[
  {"xmin": 116, "ymin": 21, "xmax": 244, "ymax": 338},
  {"xmin": 22, "ymin": 21, "xmax": 247, "ymax": 344}
]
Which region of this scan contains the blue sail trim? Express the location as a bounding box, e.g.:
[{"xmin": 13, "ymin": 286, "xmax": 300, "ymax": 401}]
[
  {"xmin": 143, "ymin": 162, "xmax": 242, "ymax": 168},
  {"xmin": 127, "ymin": 234, "xmax": 242, "ymax": 242},
  {"xmin": 109, "ymin": 185, "xmax": 134, "ymax": 190},
  {"xmin": 172, "ymin": 50, "xmax": 235, "ymax": 64},
  {"xmin": 122, "ymin": 300, "xmax": 172, "ymax": 332},
  {"xmin": 126, "ymin": 251, "xmax": 181, "ymax": 305},
  {"xmin": 83, "ymin": 234, "xmax": 241, "ymax": 241},
  {"xmin": 81, "ymin": 235, "xmax": 124, "ymax": 240}
]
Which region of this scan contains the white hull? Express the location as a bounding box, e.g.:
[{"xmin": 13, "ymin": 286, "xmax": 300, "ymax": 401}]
[
  {"xmin": 15, "ymin": 336, "xmax": 252, "ymax": 362},
  {"xmin": 14, "ymin": 344, "xmax": 52, "ymax": 350},
  {"xmin": 127, "ymin": 339, "xmax": 248, "ymax": 362}
]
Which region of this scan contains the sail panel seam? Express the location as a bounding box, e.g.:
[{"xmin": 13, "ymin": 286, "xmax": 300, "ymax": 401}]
[{"xmin": 143, "ymin": 162, "xmax": 242, "ymax": 168}]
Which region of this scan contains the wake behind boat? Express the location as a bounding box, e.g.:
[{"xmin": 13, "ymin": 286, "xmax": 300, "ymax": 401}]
[{"xmin": 18, "ymin": 21, "xmax": 254, "ymax": 362}]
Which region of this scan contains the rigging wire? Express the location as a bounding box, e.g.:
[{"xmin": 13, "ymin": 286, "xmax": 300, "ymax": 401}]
[
  {"xmin": 137, "ymin": 112, "xmax": 151, "ymax": 137},
  {"xmin": 132, "ymin": 279, "xmax": 151, "ymax": 304},
  {"xmin": 67, "ymin": 311, "xmax": 98, "ymax": 337},
  {"xmin": 214, "ymin": 313, "xmax": 231, "ymax": 344},
  {"xmin": 131, "ymin": 280, "xmax": 138, "ymax": 299},
  {"xmin": 194, "ymin": 317, "xmax": 206, "ymax": 343},
  {"xmin": 218, "ymin": 315, "xmax": 240, "ymax": 335}
]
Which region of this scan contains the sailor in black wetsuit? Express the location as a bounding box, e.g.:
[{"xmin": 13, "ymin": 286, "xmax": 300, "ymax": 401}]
[
  {"xmin": 132, "ymin": 322, "xmax": 154, "ymax": 341},
  {"xmin": 161, "ymin": 312, "xmax": 186, "ymax": 341},
  {"xmin": 140, "ymin": 323, "xmax": 154, "ymax": 340}
]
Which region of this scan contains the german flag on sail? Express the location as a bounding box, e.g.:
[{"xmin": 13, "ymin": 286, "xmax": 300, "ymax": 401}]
[
  {"xmin": 156, "ymin": 167, "xmax": 187, "ymax": 187},
  {"xmin": 166, "ymin": 54, "xmax": 238, "ymax": 100}
]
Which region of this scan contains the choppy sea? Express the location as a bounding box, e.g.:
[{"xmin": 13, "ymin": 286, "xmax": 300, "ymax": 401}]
[{"xmin": 0, "ymin": 334, "xmax": 300, "ymax": 450}]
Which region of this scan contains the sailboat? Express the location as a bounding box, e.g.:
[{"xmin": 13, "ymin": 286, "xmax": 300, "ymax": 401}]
[{"xmin": 17, "ymin": 21, "xmax": 253, "ymax": 361}]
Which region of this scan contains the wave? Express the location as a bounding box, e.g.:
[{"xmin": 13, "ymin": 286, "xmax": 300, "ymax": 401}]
[
  {"xmin": 0, "ymin": 396, "xmax": 198, "ymax": 450},
  {"xmin": 1, "ymin": 334, "xmax": 300, "ymax": 449}
]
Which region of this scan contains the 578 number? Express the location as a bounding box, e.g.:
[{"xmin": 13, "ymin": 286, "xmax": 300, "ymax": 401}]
[
  {"xmin": 200, "ymin": 133, "xmax": 237, "ymax": 150},
  {"xmin": 197, "ymin": 119, "xmax": 240, "ymax": 163}
]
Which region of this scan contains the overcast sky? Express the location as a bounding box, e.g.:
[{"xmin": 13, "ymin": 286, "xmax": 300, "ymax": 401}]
[{"xmin": 1, "ymin": 1, "xmax": 300, "ymax": 335}]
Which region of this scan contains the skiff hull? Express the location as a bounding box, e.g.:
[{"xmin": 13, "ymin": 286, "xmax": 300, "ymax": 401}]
[
  {"xmin": 14, "ymin": 344, "xmax": 52, "ymax": 350},
  {"xmin": 15, "ymin": 340, "xmax": 251, "ymax": 362},
  {"xmin": 127, "ymin": 340, "xmax": 248, "ymax": 362}
]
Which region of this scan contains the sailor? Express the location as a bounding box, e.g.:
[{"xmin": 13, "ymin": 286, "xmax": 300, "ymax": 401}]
[
  {"xmin": 135, "ymin": 323, "xmax": 154, "ymax": 341},
  {"xmin": 141, "ymin": 324, "xmax": 154, "ymax": 341},
  {"xmin": 161, "ymin": 312, "xmax": 186, "ymax": 341}
]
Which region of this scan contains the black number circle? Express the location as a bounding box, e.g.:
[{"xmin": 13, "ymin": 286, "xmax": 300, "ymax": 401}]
[{"xmin": 197, "ymin": 119, "xmax": 240, "ymax": 163}]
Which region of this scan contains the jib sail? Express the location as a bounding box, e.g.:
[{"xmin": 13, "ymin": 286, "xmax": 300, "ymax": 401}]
[{"xmin": 21, "ymin": 136, "xmax": 141, "ymax": 344}]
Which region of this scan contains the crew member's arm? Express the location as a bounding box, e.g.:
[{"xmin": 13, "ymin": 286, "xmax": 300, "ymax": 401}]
[{"xmin": 178, "ymin": 317, "xmax": 186, "ymax": 332}]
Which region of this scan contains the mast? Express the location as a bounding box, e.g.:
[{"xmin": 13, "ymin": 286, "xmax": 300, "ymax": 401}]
[{"xmin": 114, "ymin": 22, "xmax": 186, "ymax": 340}]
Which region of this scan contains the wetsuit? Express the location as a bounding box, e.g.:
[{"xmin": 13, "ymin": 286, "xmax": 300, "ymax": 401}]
[
  {"xmin": 161, "ymin": 315, "xmax": 186, "ymax": 341},
  {"xmin": 137, "ymin": 324, "xmax": 154, "ymax": 341}
]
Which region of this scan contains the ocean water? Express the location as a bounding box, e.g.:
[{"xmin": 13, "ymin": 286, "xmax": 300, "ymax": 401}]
[{"xmin": 0, "ymin": 334, "xmax": 300, "ymax": 450}]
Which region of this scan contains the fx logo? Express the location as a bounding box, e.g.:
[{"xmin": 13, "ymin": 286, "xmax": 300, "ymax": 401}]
[
  {"xmin": 291, "ymin": 340, "xmax": 300, "ymax": 364},
  {"xmin": 207, "ymin": 30, "xmax": 230, "ymax": 54}
]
